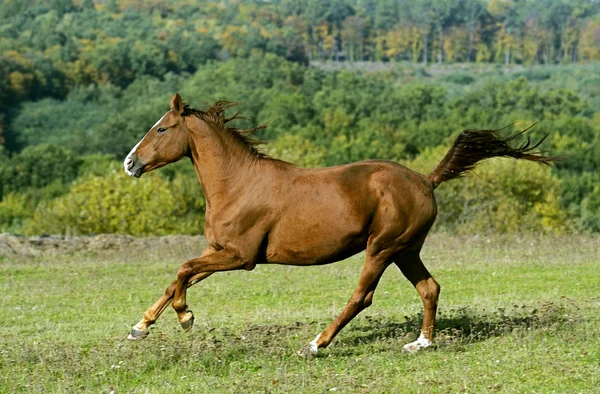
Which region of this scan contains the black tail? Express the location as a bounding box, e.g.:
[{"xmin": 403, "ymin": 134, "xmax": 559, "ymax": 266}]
[{"xmin": 427, "ymin": 125, "xmax": 564, "ymax": 189}]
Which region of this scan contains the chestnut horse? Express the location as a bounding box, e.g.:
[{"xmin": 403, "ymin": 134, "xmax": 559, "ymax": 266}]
[{"xmin": 124, "ymin": 94, "xmax": 558, "ymax": 354}]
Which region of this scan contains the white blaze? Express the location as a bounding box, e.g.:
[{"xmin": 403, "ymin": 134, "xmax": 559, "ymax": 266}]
[
  {"xmin": 151, "ymin": 114, "xmax": 166, "ymax": 130},
  {"xmin": 123, "ymin": 115, "xmax": 165, "ymax": 176},
  {"xmin": 123, "ymin": 138, "xmax": 143, "ymax": 176}
]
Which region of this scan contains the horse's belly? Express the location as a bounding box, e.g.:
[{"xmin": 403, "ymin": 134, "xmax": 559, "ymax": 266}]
[
  {"xmin": 265, "ymin": 235, "xmax": 367, "ymax": 266},
  {"xmin": 264, "ymin": 211, "xmax": 370, "ymax": 266}
]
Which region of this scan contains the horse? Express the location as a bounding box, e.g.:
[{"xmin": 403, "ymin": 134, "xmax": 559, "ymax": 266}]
[{"xmin": 123, "ymin": 93, "xmax": 559, "ymax": 355}]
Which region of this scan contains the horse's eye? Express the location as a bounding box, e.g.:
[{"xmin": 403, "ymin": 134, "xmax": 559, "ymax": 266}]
[{"xmin": 157, "ymin": 127, "xmax": 167, "ymax": 134}]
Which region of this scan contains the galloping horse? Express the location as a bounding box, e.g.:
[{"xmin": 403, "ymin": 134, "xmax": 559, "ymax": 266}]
[{"xmin": 124, "ymin": 94, "xmax": 559, "ymax": 354}]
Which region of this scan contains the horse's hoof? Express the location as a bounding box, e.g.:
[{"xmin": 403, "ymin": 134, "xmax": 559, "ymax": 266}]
[
  {"xmin": 402, "ymin": 342, "xmax": 420, "ymax": 353},
  {"xmin": 296, "ymin": 344, "xmax": 318, "ymax": 358},
  {"xmin": 179, "ymin": 311, "xmax": 194, "ymax": 332},
  {"xmin": 402, "ymin": 335, "xmax": 432, "ymax": 353},
  {"xmin": 127, "ymin": 327, "xmax": 149, "ymax": 340}
]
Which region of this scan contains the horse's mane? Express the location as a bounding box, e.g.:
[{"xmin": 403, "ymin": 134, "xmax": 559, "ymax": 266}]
[{"xmin": 182, "ymin": 101, "xmax": 270, "ymax": 160}]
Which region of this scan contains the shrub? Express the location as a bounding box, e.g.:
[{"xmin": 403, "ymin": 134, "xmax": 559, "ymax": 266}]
[
  {"xmin": 26, "ymin": 171, "xmax": 204, "ymax": 236},
  {"xmin": 266, "ymin": 133, "xmax": 325, "ymax": 168},
  {"xmin": 0, "ymin": 192, "xmax": 34, "ymax": 233},
  {"xmin": 443, "ymin": 73, "xmax": 476, "ymax": 85},
  {"xmin": 405, "ymin": 147, "xmax": 569, "ymax": 234},
  {"xmin": 0, "ymin": 144, "xmax": 81, "ymax": 199},
  {"xmin": 580, "ymin": 186, "xmax": 600, "ymax": 232}
]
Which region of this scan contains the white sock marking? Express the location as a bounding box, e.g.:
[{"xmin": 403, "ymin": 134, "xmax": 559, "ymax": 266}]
[
  {"xmin": 403, "ymin": 332, "xmax": 432, "ymax": 353},
  {"xmin": 309, "ymin": 333, "xmax": 321, "ymax": 354}
]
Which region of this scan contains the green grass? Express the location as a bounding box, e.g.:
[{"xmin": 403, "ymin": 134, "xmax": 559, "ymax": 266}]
[{"xmin": 1, "ymin": 235, "xmax": 598, "ymax": 393}]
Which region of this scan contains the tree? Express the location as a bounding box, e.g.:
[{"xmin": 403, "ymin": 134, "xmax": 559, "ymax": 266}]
[
  {"xmin": 106, "ymin": 0, "xmax": 119, "ymax": 13},
  {"xmin": 464, "ymin": 0, "xmax": 486, "ymax": 62},
  {"xmin": 341, "ymin": 15, "xmax": 365, "ymax": 61},
  {"xmin": 488, "ymin": 0, "xmax": 521, "ymax": 65},
  {"xmin": 80, "ymin": 0, "xmax": 95, "ymax": 12},
  {"xmin": 431, "ymin": 0, "xmax": 452, "ymax": 64},
  {"xmin": 51, "ymin": 0, "xmax": 76, "ymax": 16},
  {"xmin": 0, "ymin": 115, "xmax": 4, "ymax": 146},
  {"xmin": 579, "ymin": 14, "xmax": 600, "ymax": 61},
  {"xmin": 404, "ymin": 0, "xmax": 434, "ymax": 65}
]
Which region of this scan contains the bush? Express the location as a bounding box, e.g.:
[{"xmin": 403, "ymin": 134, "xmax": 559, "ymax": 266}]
[
  {"xmin": 26, "ymin": 171, "xmax": 204, "ymax": 236},
  {"xmin": 580, "ymin": 186, "xmax": 600, "ymax": 232},
  {"xmin": 0, "ymin": 144, "xmax": 81, "ymax": 199},
  {"xmin": 0, "ymin": 192, "xmax": 34, "ymax": 233},
  {"xmin": 443, "ymin": 73, "xmax": 476, "ymax": 85},
  {"xmin": 406, "ymin": 147, "xmax": 569, "ymax": 234},
  {"xmin": 266, "ymin": 133, "xmax": 325, "ymax": 168}
]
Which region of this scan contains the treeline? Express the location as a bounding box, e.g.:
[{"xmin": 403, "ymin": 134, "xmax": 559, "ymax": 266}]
[
  {"xmin": 1, "ymin": 54, "xmax": 599, "ymax": 235},
  {"xmin": 1, "ymin": 1, "xmax": 600, "ymax": 125}
]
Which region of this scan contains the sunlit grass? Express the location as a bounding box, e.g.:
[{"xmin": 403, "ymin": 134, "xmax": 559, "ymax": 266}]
[{"xmin": 0, "ymin": 234, "xmax": 598, "ymax": 393}]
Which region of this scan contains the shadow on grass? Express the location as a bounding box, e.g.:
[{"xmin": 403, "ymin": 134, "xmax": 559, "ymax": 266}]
[
  {"xmin": 336, "ymin": 300, "xmax": 578, "ymax": 353},
  {"xmin": 173, "ymin": 300, "xmax": 579, "ymax": 358}
]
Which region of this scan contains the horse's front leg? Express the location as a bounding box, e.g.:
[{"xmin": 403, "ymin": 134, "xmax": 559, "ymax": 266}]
[
  {"xmin": 127, "ymin": 247, "xmax": 216, "ymax": 340},
  {"xmin": 172, "ymin": 248, "xmax": 254, "ymax": 332}
]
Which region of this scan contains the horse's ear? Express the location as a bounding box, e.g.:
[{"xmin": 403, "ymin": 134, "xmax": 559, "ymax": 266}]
[{"xmin": 170, "ymin": 93, "xmax": 184, "ymax": 115}]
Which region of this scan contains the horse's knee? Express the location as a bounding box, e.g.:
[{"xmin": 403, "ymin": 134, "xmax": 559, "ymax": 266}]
[{"xmin": 177, "ymin": 264, "xmax": 192, "ymax": 281}]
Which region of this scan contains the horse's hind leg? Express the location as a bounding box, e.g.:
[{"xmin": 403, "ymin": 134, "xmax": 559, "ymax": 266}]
[
  {"xmin": 395, "ymin": 249, "xmax": 440, "ymax": 353},
  {"xmin": 299, "ymin": 249, "xmax": 392, "ymax": 356}
]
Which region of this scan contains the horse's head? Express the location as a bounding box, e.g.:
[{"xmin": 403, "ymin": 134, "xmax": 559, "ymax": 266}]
[{"xmin": 124, "ymin": 93, "xmax": 190, "ymax": 178}]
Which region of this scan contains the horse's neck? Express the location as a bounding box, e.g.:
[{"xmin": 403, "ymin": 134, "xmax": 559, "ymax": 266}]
[{"xmin": 187, "ymin": 117, "xmax": 255, "ymax": 208}]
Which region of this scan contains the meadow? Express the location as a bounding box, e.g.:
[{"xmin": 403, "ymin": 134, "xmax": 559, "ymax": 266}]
[{"xmin": 1, "ymin": 234, "xmax": 598, "ymax": 393}]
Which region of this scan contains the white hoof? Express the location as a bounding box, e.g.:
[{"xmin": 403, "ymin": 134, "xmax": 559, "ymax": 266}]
[
  {"xmin": 402, "ymin": 333, "xmax": 431, "ymax": 353},
  {"xmin": 297, "ymin": 333, "xmax": 321, "ymax": 357},
  {"xmin": 309, "ymin": 333, "xmax": 321, "ymax": 355}
]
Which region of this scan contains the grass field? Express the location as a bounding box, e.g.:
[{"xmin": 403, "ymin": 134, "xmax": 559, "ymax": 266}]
[{"xmin": 0, "ymin": 234, "xmax": 598, "ymax": 393}]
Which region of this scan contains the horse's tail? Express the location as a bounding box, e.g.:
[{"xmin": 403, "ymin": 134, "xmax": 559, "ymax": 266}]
[{"xmin": 427, "ymin": 125, "xmax": 563, "ymax": 189}]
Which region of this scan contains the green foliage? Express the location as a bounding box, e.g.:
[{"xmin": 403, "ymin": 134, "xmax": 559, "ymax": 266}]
[
  {"xmin": 2, "ymin": 59, "xmax": 599, "ymax": 235},
  {"xmin": 0, "ymin": 3, "xmax": 598, "ymax": 239},
  {"xmin": 407, "ymin": 152, "xmax": 569, "ymax": 234},
  {"xmin": 580, "ymin": 186, "xmax": 600, "ymax": 232},
  {"xmin": 78, "ymin": 154, "xmax": 121, "ymax": 177},
  {"xmin": 0, "ymin": 144, "xmax": 81, "ymax": 199},
  {"xmin": 266, "ymin": 133, "xmax": 325, "ymax": 168},
  {"xmin": 0, "ymin": 0, "xmax": 597, "ymax": 125},
  {"xmin": 27, "ymin": 171, "xmax": 204, "ymax": 236},
  {"xmin": 442, "ymin": 73, "xmax": 476, "ymax": 85},
  {"xmin": 0, "ymin": 192, "xmax": 34, "ymax": 233}
]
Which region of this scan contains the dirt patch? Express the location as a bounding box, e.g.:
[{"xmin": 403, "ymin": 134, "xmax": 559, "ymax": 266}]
[{"xmin": 0, "ymin": 233, "xmax": 207, "ymax": 258}]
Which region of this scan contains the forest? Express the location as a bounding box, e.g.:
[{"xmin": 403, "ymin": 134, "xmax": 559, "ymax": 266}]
[{"xmin": 1, "ymin": 0, "xmax": 599, "ymax": 235}]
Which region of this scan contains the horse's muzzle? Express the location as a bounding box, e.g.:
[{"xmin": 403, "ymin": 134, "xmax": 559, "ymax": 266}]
[{"xmin": 124, "ymin": 154, "xmax": 145, "ymax": 178}]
